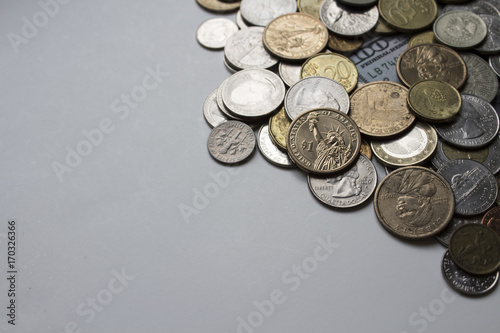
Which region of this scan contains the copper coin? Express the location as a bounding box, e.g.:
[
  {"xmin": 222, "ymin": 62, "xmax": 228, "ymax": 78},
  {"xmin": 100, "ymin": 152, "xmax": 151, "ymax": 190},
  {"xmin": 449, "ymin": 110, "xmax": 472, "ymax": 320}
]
[{"xmin": 482, "ymin": 206, "xmax": 500, "ymax": 238}]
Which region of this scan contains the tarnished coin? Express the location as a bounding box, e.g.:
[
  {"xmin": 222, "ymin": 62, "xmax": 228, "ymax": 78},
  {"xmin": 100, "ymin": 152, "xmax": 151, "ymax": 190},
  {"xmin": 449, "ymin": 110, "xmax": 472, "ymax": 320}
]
[
  {"xmin": 224, "ymin": 27, "xmax": 278, "ymax": 71},
  {"xmin": 279, "ymin": 62, "xmax": 302, "ymax": 87},
  {"xmin": 268, "ymin": 107, "xmax": 290, "ymax": 151},
  {"xmin": 327, "ymin": 34, "xmax": 364, "ymax": 53},
  {"xmin": 433, "ymin": 94, "xmax": 499, "ymax": 149},
  {"xmin": 257, "ymin": 124, "xmax": 295, "ymax": 168},
  {"xmin": 240, "ymin": 0, "xmax": 297, "ymax": 27},
  {"xmin": 349, "ymin": 81, "xmax": 416, "ymax": 138},
  {"xmin": 436, "ymin": 215, "xmax": 482, "ymax": 247},
  {"xmin": 207, "ymin": 121, "xmax": 256, "ymax": 164},
  {"xmin": 221, "ymin": 69, "xmax": 285, "ymax": 119},
  {"xmin": 287, "ymin": 108, "xmax": 362, "ymax": 175},
  {"xmin": 371, "ymin": 121, "xmax": 438, "ymax": 168},
  {"xmin": 320, "ymin": 0, "xmax": 379, "ymax": 37},
  {"xmin": 374, "ymin": 166, "xmax": 454, "ymax": 239},
  {"xmin": 407, "ymin": 80, "xmax": 462, "ymax": 123},
  {"xmin": 196, "ymin": 18, "xmax": 239, "ymax": 49},
  {"xmin": 433, "ymin": 11, "xmax": 487, "ymax": 50},
  {"xmin": 203, "ymin": 89, "xmax": 227, "ymax": 128},
  {"xmin": 360, "ymin": 140, "xmax": 372, "ymax": 159},
  {"xmin": 298, "ymin": 0, "xmax": 324, "ymax": 19},
  {"xmin": 443, "ymin": 0, "xmax": 500, "ymax": 16},
  {"xmin": 449, "ymin": 223, "xmax": 500, "ymax": 275},
  {"xmin": 437, "ymin": 159, "xmax": 498, "ymax": 216},
  {"xmin": 408, "ymin": 31, "xmax": 436, "ymax": 48},
  {"xmin": 196, "ymin": 0, "xmax": 241, "ymax": 13},
  {"xmin": 474, "ymin": 15, "xmax": 500, "ymax": 55},
  {"xmin": 442, "ymin": 250, "xmax": 499, "ymax": 296},
  {"xmin": 263, "ymin": 13, "xmax": 329, "ymax": 62},
  {"xmin": 285, "ymin": 76, "xmax": 350, "ymax": 120},
  {"xmin": 308, "ymin": 154, "xmax": 377, "ymax": 208},
  {"xmin": 379, "ymin": 0, "xmax": 438, "ymax": 32},
  {"xmin": 490, "ymin": 55, "xmax": 500, "ymax": 77},
  {"xmin": 397, "ymin": 44, "xmax": 467, "ymax": 89},
  {"xmin": 483, "ymin": 206, "xmax": 500, "ymax": 238},
  {"xmin": 460, "ymin": 52, "xmax": 499, "ymax": 103},
  {"xmin": 301, "ymin": 53, "xmax": 358, "ymax": 93}
]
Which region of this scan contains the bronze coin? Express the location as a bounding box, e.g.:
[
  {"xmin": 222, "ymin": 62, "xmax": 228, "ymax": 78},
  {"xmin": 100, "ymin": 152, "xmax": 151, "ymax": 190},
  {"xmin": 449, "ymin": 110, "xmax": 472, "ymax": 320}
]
[{"xmin": 482, "ymin": 206, "xmax": 500, "ymax": 238}]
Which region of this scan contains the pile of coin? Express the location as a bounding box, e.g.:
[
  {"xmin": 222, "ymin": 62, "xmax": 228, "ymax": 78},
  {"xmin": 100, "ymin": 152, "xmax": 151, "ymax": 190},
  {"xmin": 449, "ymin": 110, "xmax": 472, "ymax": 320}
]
[{"xmin": 196, "ymin": 0, "xmax": 500, "ymax": 296}]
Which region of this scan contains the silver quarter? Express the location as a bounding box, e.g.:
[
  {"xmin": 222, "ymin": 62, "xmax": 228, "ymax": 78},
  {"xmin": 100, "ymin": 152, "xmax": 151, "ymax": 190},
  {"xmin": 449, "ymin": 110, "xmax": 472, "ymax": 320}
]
[
  {"xmin": 460, "ymin": 52, "xmax": 498, "ymax": 103},
  {"xmin": 475, "ymin": 15, "xmax": 500, "ymax": 55},
  {"xmin": 196, "ymin": 18, "xmax": 239, "ymax": 49},
  {"xmin": 320, "ymin": 0, "xmax": 379, "ymax": 37},
  {"xmin": 436, "ymin": 216, "xmax": 481, "ymax": 247},
  {"xmin": 443, "ymin": 1, "xmax": 500, "ymax": 17},
  {"xmin": 240, "ymin": 0, "xmax": 298, "ymax": 27},
  {"xmin": 221, "ymin": 69, "xmax": 285, "ymax": 119},
  {"xmin": 307, "ymin": 154, "xmax": 378, "ymax": 208},
  {"xmin": 442, "ymin": 250, "xmax": 499, "ymax": 296},
  {"xmin": 437, "ymin": 159, "xmax": 498, "ymax": 216},
  {"xmin": 203, "ymin": 89, "xmax": 227, "ymax": 128},
  {"xmin": 224, "ymin": 27, "xmax": 279, "ymax": 71},
  {"xmin": 207, "ymin": 121, "xmax": 256, "ymax": 164},
  {"xmin": 257, "ymin": 124, "xmax": 295, "ymax": 168},
  {"xmin": 490, "ymin": 55, "xmax": 500, "ymax": 77},
  {"xmin": 433, "ymin": 94, "xmax": 499, "ymax": 149},
  {"xmin": 284, "ymin": 76, "xmax": 350, "ymax": 120},
  {"xmin": 278, "ymin": 62, "xmax": 302, "ymax": 87},
  {"xmin": 433, "ymin": 11, "xmax": 487, "ymax": 50}
]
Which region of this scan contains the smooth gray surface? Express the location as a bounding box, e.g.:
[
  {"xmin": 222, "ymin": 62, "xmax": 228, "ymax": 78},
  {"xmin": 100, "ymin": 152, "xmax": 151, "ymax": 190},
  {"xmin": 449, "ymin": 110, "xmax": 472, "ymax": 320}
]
[{"xmin": 0, "ymin": 1, "xmax": 499, "ymax": 333}]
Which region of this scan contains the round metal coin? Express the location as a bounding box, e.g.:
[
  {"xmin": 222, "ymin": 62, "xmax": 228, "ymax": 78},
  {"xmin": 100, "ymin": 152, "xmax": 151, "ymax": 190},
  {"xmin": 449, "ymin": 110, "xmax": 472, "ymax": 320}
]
[
  {"xmin": 196, "ymin": 0, "xmax": 241, "ymax": 13},
  {"xmin": 203, "ymin": 89, "xmax": 227, "ymax": 128},
  {"xmin": 490, "ymin": 55, "xmax": 500, "ymax": 77},
  {"xmin": 460, "ymin": 52, "xmax": 499, "ymax": 103},
  {"xmin": 207, "ymin": 121, "xmax": 256, "ymax": 164},
  {"xmin": 408, "ymin": 31, "xmax": 436, "ymax": 48},
  {"xmin": 379, "ymin": 0, "xmax": 437, "ymax": 32},
  {"xmin": 268, "ymin": 107, "xmax": 290, "ymax": 151},
  {"xmin": 436, "ymin": 215, "xmax": 482, "ymax": 247},
  {"xmin": 298, "ymin": 0, "xmax": 324, "ymax": 19},
  {"xmin": 474, "ymin": 15, "xmax": 500, "ymax": 55},
  {"xmin": 433, "ymin": 11, "xmax": 487, "ymax": 50},
  {"xmin": 320, "ymin": 0, "xmax": 379, "ymax": 37},
  {"xmin": 482, "ymin": 206, "xmax": 500, "ymax": 238},
  {"xmin": 257, "ymin": 124, "xmax": 295, "ymax": 167},
  {"xmin": 240, "ymin": 0, "xmax": 297, "ymax": 27},
  {"xmin": 279, "ymin": 62, "xmax": 302, "ymax": 87},
  {"xmin": 196, "ymin": 18, "xmax": 239, "ymax": 49}
]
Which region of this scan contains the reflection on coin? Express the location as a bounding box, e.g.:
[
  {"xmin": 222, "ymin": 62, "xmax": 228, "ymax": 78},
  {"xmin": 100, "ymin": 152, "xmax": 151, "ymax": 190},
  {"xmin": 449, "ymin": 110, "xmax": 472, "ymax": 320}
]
[
  {"xmin": 475, "ymin": 15, "xmax": 500, "ymax": 55},
  {"xmin": 216, "ymin": 78, "xmax": 248, "ymax": 121},
  {"xmin": 263, "ymin": 13, "xmax": 328, "ymax": 61},
  {"xmin": 279, "ymin": 62, "xmax": 302, "ymax": 87},
  {"xmin": 196, "ymin": 0, "xmax": 241, "ymax": 13},
  {"xmin": 408, "ymin": 31, "xmax": 436, "ymax": 48},
  {"xmin": 308, "ymin": 154, "xmax": 377, "ymax": 208},
  {"xmin": 437, "ymin": 159, "xmax": 498, "ymax": 216},
  {"xmin": 482, "ymin": 206, "xmax": 500, "ymax": 238},
  {"xmin": 442, "ymin": 250, "xmax": 499, "ymax": 296},
  {"xmin": 349, "ymin": 81, "xmax": 415, "ymax": 137},
  {"xmin": 203, "ymin": 89, "xmax": 227, "ymax": 128},
  {"xmin": 360, "ymin": 140, "xmax": 372, "ymax": 159},
  {"xmin": 460, "ymin": 52, "xmax": 499, "ymax": 103},
  {"xmin": 327, "ymin": 34, "xmax": 364, "ymax": 53},
  {"xmin": 285, "ymin": 76, "xmax": 350, "ymax": 120},
  {"xmin": 207, "ymin": 121, "xmax": 256, "ymax": 164},
  {"xmin": 449, "ymin": 224, "xmax": 500, "ymax": 275},
  {"xmin": 490, "ymin": 55, "xmax": 500, "ymax": 77},
  {"xmin": 301, "ymin": 53, "xmax": 358, "ymax": 93},
  {"xmin": 379, "ymin": 0, "xmax": 437, "ymax": 32},
  {"xmin": 374, "ymin": 166, "xmax": 454, "ymax": 239},
  {"xmin": 240, "ymin": 0, "xmax": 297, "ymax": 27},
  {"xmin": 320, "ymin": 0, "xmax": 379, "ymax": 36},
  {"xmin": 269, "ymin": 107, "xmax": 290, "ymax": 151},
  {"xmin": 287, "ymin": 108, "xmax": 361, "ymax": 175},
  {"xmin": 371, "ymin": 121, "xmax": 437, "ymax": 168},
  {"xmin": 433, "ymin": 11, "xmax": 487, "ymax": 50},
  {"xmin": 298, "ymin": 0, "xmax": 324, "ymax": 19},
  {"xmin": 433, "ymin": 94, "xmax": 499, "ymax": 149},
  {"xmin": 257, "ymin": 124, "xmax": 295, "ymax": 168},
  {"xmin": 196, "ymin": 18, "xmax": 239, "ymax": 49},
  {"xmin": 436, "ymin": 215, "xmax": 482, "ymax": 247}
]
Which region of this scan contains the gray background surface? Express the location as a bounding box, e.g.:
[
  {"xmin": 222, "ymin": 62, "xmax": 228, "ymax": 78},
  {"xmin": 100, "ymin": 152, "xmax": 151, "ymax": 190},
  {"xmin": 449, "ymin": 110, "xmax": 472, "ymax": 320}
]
[{"xmin": 0, "ymin": 1, "xmax": 499, "ymax": 332}]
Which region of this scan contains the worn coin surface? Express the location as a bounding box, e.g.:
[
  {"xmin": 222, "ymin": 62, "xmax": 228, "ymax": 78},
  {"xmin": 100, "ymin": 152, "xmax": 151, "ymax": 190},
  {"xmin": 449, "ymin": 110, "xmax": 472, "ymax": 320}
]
[
  {"xmin": 408, "ymin": 31, "xmax": 436, "ymax": 48},
  {"xmin": 437, "ymin": 159, "xmax": 498, "ymax": 216},
  {"xmin": 371, "ymin": 121, "xmax": 438, "ymax": 168},
  {"xmin": 349, "ymin": 81, "xmax": 415, "ymax": 137},
  {"xmin": 285, "ymin": 76, "xmax": 350, "ymax": 120},
  {"xmin": 374, "ymin": 166, "xmax": 455, "ymax": 239},
  {"xmin": 240, "ymin": 0, "xmax": 297, "ymax": 27},
  {"xmin": 442, "ymin": 250, "xmax": 499, "ymax": 296},
  {"xmin": 287, "ymin": 108, "xmax": 361, "ymax": 175},
  {"xmin": 279, "ymin": 62, "xmax": 302, "ymax": 87},
  {"xmin": 327, "ymin": 34, "xmax": 364, "ymax": 53},
  {"xmin": 433, "ymin": 94, "xmax": 499, "ymax": 149},
  {"xmin": 308, "ymin": 154, "xmax": 377, "ymax": 208},
  {"xmin": 433, "ymin": 11, "xmax": 487, "ymax": 50},
  {"xmin": 196, "ymin": 18, "xmax": 239, "ymax": 49},
  {"xmin": 203, "ymin": 89, "xmax": 227, "ymax": 128},
  {"xmin": 436, "ymin": 215, "xmax": 482, "ymax": 247},
  {"xmin": 320, "ymin": 0, "xmax": 379, "ymax": 36},
  {"xmin": 379, "ymin": 0, "xmax": 438, "ymax": 32},
  {"xmin": 301, "ymin": 53, "xmax": 359, "ymax": 93},
  {"xmin": 207, "ymin": 121, "xmax": 256, "ymax": 164},
  {"xmin": 482, "ymin": 206, "xmax": 500, "ymax": 238},
  {"xmin": 257, "ymin": 124, "xmax": 295, "ymax": 167},
  {"xmin": 449, "ymin": 224, "xmax": 500, "ymax": 275},
  {"xmin": 475, "ymin": 15, "xmax": 500, "ymax": 55},
  {"xmin": 490, "ymin": 55, "xmax": 500, "ymax": 77},
  {"xmin": 397, "ymin": 44, "xmax": 467, "ymax": 89},
  {"xmin": 443, "ymin": 0, "xmax": 500, "ymax": 16},
  {"xmin": 460, "ymin": 52, "xmax": 499, "ymax": 103},
  {"xmin": 196, "ymin": 0, "xmax": 241, "ymax": 13},
  {"xmin": 297, "ymin": 0, "xmax": 324, "ymax": 19},
  {"xmin": 263, "ymin": 13, "xmax": 329, "ymax": 62},
  {"xmin": 268, "ymin": 107, "xmax": 290, "ymax": 151}
]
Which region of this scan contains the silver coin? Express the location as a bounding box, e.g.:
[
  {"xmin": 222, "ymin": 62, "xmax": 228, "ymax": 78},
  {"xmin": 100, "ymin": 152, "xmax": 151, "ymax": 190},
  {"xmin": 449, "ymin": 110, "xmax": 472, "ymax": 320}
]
[
  {"xmin": 240, "ymin": 0, "xmax": 297, "ymax": 27},
  {"xmin": 490, "ymin": 55, "xmax": 500, "ymax": 77},
  {"xmin": 216, "ymin": 78, "xmax": 247, "ymax": 121},
  {"xmin": 307, "ymin": 154, "xmax": 378, "ymax": 208},
  {"xmin": 430, "ymin": 136, "xmax": 500, "ymax": 175},
  {"xmin": 460, "ymin": 52, "xmax": 498, "ymax": 103},
  {"xmin": 320, "ymin": 0, "xmax": 379, "ymax": 37},
  {"xmin": 207, "ymin": 120, "xmax": 256, "ymax": 164},
  {"xmin": 433, "ymin": 94, "xmax": 499, "ymax": 149},
  {"xmin": 436, "ymin": 216, "xmax": 482, "ymax": 247},
  {"xmin": 433, "ymin": 11, "xmax": 487, "ymax": 50},
  {"xmin": 236, "ymin": 10, "xmax": 249, "ymax": 29},
  {"xmin": 443, "ymin": 1, "xmax": 500, "ymax": 17},
  {"xmin": 221, "ymin": 69, "xmax": 285, "ymax": 119},
  {"xmin": 257, "ymin": 124, "xmax": 295, "ymax": 167},
  {"xmin": 284, "ymin": 76, "xmax": 350, "ymax": 120},
  {"xmin": 442, "ymin": 250, "xmax": 499, "ymax": 296},
  {"xmin": 203, "ymin": 89, "xmax": 227, "ymax": 128},
  {"xmin": 475, "ymin": 15, "xmax": 500, "ymax": 55},
  {"xmin": 196, "ymin": 18, "xmax": 239, "ymax": 49},
  {"xmin": 437, "ymin": 159, "xmax": 498, "ymax": 216},
  {"xmin": 224, "ymin": 27, "xmax": 279, "ymax": 71},
  {"xmin": 278, "ymin": 62, "xmax": 302, "ymax": 87}
]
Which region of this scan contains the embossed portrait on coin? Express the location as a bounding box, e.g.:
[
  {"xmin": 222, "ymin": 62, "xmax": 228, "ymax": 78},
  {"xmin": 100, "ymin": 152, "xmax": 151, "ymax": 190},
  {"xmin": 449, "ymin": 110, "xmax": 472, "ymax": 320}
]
[
  {"xmin": 461, "ymin": 101, "xmax": 484, "ymax": 139},
  {"xmin": 445, "ymin": 17, "xmax": 477, "ymax": 39},
  {"xmin": 326, "ymin": 166, "xmax": 361, "ymax": 198},
  {"xmin": 294, "ymin": 87, "xmax": 340, "ymax": 112},
  {"xmin": 215, "ymin": 128, "xmax": 249, "ymax": 155},
  {"xmin": 415, "ymin": 46, "xmax": 450, "ymax": 82}
]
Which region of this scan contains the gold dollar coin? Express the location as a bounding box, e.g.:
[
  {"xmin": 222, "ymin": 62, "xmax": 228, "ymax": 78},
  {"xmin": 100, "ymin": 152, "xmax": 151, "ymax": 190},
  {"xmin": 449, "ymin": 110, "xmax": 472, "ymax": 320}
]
[
  {"xmin": 378, "ymin": 0, "xmax": 438, "ymax": 32},
  {"xmin": 300, "ymin": 53, "xmax": 358, "ymax": 93},
  {"xmin": 268, "ymin": 107, "xmax": 290, "ymax": 151}
]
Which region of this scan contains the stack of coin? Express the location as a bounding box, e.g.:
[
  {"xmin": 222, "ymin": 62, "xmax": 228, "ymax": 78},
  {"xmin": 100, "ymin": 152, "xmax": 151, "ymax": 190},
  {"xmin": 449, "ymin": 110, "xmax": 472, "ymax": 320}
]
[{"xmin": 196, "ymin": 0, "xmax": 500, "ymax": 296}]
